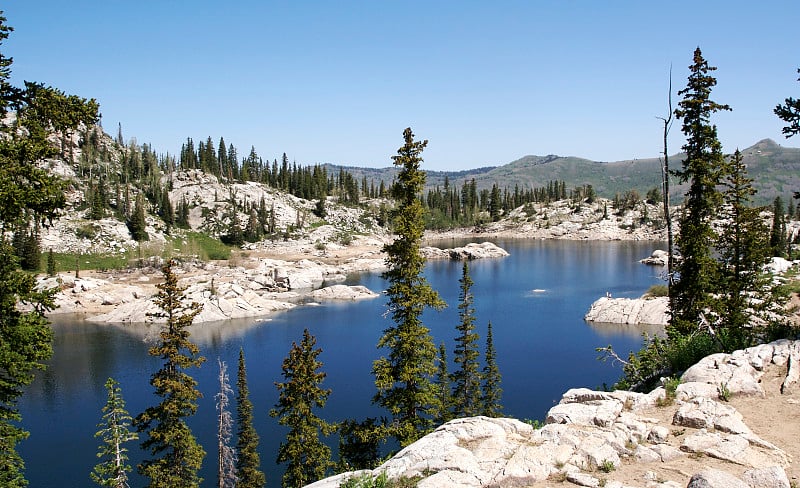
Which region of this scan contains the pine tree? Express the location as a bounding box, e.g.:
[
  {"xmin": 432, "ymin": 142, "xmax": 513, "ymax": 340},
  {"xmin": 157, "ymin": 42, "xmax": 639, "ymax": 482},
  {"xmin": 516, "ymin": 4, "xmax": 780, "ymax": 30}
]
[
  {"xmin": 244, "ymin": 208, "xmax": 260, "ymax": 243},
  {"xmin": 714, "ymin": 149, "xmax": 779, "ymax": 350},
  {"xmin": 91, "ymin": 378, "xmax": 138, "ymax": 488},
  {"xmin": 489, "ymin": 184, "xmax": 501, "ymax": 221},
  {"xmin": 159, "ymin": 187, "xmax": 174, "ymax": 234},
  {"xmin": 127, "ymin": 194, "xmax": 148, "ymax": 242},
  {"xmin": 451, "ymin": 262, "xmax": 482, "ymax": 418},
  {"xmin": 176, "ymin": 196, "xmax": 190, "ymax": 229},
  {"xmin": 775, "ymin": 68, "xmax": 800, "ymax": 139},
  {"xmin": 270, "ymin": 329, "xmax": 332, "ymax": 488},
  {"xmin": 90, "ymin": 183, "xmax": 106, "ymax": 220},
  {"xmin": 481, "ymin": 322, "xmax": 503, "ymax": 417},
  {"xmin": 216, "ymin": 359, "xmax": 237, "ymax": 488},
  {"xmin": 670, "ymin": 47, "xmax": 731, "ymax": 335},
  {"xmin": 134, "ymin": 260, "xmax": 206, "ymax": 488},
  {"xmin": 0, "ymin": 12, "xmax": 97, "ymax": 484},
  {"xmin": 433, "ymin": 343, "xmax": 452, "ymax": 424},
  {"xmin": 770, "ymin": 196, "xmax": 787, "ymax": 258},
  {"xmin": 46, "ymin": 248, "xmax": 56, "ymax": 276},
  {"xmin": 235, "ymin": 349, "xmax": 265, "ymax": 488},
  {"xmin": 372, "ymin": 128, "xmax": 446, "ymax": 447}
]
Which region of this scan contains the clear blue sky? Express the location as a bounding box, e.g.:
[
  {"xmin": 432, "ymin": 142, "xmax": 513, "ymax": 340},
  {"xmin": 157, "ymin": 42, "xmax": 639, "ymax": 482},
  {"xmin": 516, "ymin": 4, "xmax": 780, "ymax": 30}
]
[{"xmin": 5, "ymin": 1, "xmax": 799, "ymax": 170}]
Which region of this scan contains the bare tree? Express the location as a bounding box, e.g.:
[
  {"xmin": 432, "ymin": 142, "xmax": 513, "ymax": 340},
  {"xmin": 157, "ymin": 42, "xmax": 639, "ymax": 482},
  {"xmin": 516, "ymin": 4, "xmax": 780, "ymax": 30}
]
[
  {"xmin": 656, "ymin": 66, "xmax": 676, "ymax": 285},
  {"xmin": 216, "ymin": 359, "xmax": 237, "ymax": 488}
]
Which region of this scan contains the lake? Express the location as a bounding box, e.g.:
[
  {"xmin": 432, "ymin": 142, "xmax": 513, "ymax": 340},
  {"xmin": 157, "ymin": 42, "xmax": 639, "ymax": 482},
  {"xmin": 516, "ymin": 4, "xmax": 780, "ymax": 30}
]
[{"xmin": 19, "ymin": 238, "xmax": 665, "ymax": 487}]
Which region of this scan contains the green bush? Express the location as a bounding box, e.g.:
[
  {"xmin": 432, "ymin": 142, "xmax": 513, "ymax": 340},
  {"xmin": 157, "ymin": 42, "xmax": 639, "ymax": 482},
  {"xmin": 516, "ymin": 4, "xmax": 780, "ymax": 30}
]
[
  {"xmin": 643, "ymin": 284, "xmax": 669, "ymax": 298},
  {"xmin": 75, "ymin": 224, "xmax": 98, "ymax": 239}
]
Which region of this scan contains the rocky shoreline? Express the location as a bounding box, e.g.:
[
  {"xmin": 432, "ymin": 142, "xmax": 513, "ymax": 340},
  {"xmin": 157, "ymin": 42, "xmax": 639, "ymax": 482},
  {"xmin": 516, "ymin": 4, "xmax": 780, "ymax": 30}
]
[
  {"xmin": 308, "ymin": 340, "xmax": 800, "ymax": 488},
  {"xmin": 39, "ymin": 240, "xmax": 509, "ymax": 324}
]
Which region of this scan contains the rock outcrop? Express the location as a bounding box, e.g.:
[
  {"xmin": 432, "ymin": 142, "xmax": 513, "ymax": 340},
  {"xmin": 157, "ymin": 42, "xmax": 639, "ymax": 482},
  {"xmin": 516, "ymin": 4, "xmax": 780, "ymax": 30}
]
[
  {"xmin": 584, "ymin": 296, "xmax": 669, "ymax": 326},
  {"xmin": 421, "ymin": 241, "xmax": 510, "ymax": 260},
  {"xmin": 309, "ymin": 284, "xmax": 379, "ymax": 301},
  {"xmin": 640, "ymin": 250, "xmax": 669, "ymax": 266},
  {"xmin": 308, "ymin": 340, "xmax": 800, "ymax": 488},
  {"xmin": 39, "ymin": 254, "xmax": 384, "ymax": 324}
]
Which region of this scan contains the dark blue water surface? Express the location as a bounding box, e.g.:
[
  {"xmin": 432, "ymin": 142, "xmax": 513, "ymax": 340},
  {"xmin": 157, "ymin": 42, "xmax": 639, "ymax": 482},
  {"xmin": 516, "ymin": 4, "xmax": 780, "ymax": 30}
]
[{"xmin": 19, "ymin": 239, "xmax": 664, "ymax": 487}]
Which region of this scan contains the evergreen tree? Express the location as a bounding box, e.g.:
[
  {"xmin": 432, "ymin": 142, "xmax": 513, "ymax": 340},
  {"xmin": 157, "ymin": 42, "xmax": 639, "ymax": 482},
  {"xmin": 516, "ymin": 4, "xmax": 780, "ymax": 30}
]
[
  {"xmin": 489, "ymin": 184, "xmax": 501, "ymax": 221},
  {"xmin": 775, "ymin": 68, "xmax": 800, "ymax": 139},
  {"xmin": 481, "ymin": 322, "xmax": 503, "ymax": 417},
  {"xmin": 451, "ymin": 262, "xmax": 482, "ymax": 418},
  {"xmin": 134, "ymin": 260, "xmax": 206, "ymax": 488},
  {"xmin": 433, "ymin": 343, "xmax": 452, "ymax": 424},
  {"xmin": 127, "ymin": 194, "xmax": 148, "ymax": 242},
  {"xmin": 159, "ymin": 187, "xmax": 174, "ymax": 234},
  {"xmin": 216, "ymin": 359, "xmax": 237, "ymax": 488},
  {"xmin": 714, "ymin": 149, "xmax": 778, "ymax": 350},
  {"xmin": 670, "ymin": 48, "xmax": 731, "ymax": 335},
  {"xmin": 336, "ymin": 418, "xmax": 383, "ymax": 471},
  {"xmin": 235, "ymin": 349, "xmax": 265, "ymax": 488},
  {"xmin": 770, "ymin": 196, "xmax": 787, "ymax": 257},
  {"xmin": 176, "ymin": 196, "xmax": 190, "ymax": 229},
  {"xmin": 90, "ymin": 183, "xmax": 106, "ymax": 220},
  {"xmin": 0, "ymin": 12, "xmax": 95, "ymax": 483},
  {"xmin": 46, "ymin": 248, "xmax": 56, "ymax": 276},
  {"xmin": 91, "ymin": 378, "xmax": 138, "ymax": 488},
  {"xmin": 270, "ymin": 329, "xmax": 332, "ymax": 488},
  {"xmin": 372, "ymin": 128, "xmax": 445, "ymax": 447},
  {"xmin": 244, "ymin": 208, "xmax": 260, "ymax": 243},
  {"xmin": 19, "ymin": 226, "xmax": 40, "ymax": 272}
]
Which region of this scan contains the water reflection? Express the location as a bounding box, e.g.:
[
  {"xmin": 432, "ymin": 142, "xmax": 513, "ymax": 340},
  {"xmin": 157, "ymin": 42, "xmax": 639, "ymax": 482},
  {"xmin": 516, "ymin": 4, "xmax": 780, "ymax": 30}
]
[{"xmin": 586, "ymin": 321, "xmax": 666, "ymax": 339}]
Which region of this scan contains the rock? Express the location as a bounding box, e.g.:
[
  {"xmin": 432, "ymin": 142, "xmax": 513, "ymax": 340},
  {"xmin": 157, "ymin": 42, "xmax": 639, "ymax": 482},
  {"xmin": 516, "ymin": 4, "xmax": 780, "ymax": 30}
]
[
  {"xmin": 309, "ymin": 285, "xmax": 379, "ymax": 301},
  {"xmin": 675, "ymin": 382, "xmax": 721, "ymax": 401},
  {"xmin": 672, "ymin": 398, "xmax": 750, "ymax": 434},
  {"xmin": 546, "ymin": 399, "xmax": 622, "ymax": 428},
  {"xmin": 640, "ymin": 249, "xmax": 668, "ymax": 266},
  {"xmin": 686, "ymin": 468, "xmax": 749, "ymax": 488},
  {"xmin": 584, "ymin": 296, "xmax": 669, "ymax": 326},
  {"xmin": 741, "ymin": 466, "xmax": 790, "ymax": 488},
  {"xmin": 421, "ymin": 242, "xmax": 509, "ymax": 260},
  {"xmin": 681, "ymin": 352, "xmax": 765, "ymax": 397},
  {"xmin": 566, "ymin": 471, "xmax": 601, "ymax": 487}
]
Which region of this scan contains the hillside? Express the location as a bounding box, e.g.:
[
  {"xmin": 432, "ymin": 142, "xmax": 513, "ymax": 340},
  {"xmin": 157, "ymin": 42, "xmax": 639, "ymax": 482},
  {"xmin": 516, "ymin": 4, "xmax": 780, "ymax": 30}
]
[{"xmin": 333, "ymin": 139, "xmax": 800, "ymax": 206}]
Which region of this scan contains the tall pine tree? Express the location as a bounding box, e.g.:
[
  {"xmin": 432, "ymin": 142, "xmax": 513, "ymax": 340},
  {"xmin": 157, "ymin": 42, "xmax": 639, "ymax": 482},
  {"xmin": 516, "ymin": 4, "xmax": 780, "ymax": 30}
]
[
  {"xmin": 481, "ymin": 322, "xmax": 503, "ymax": 417},
  {"xmin": 134, "ymin": 260, "xmax": 206, "ymax": 488},
  {"xmin": 451, "ymin": 262, "xmax": 482, "ymax": 418},
  {"xmin": 714, "ymin": 149, "xmax": 780, "ymax": 350},
  {"xmin": 0, "ymin": 11, "xmax": 98, "ymax": 485},
  {"xmin": 270, "ymin": 329, "xmax": 332, "ymax": 488},
  {"xmin": 235, "ymin": 349, "xmax": 265, "ymax": 488},
  {"xmin": 670, "ymin": 47, "xmax": 731, "ymax": 335},
  {"xmin": 91, "ymin": 378, "xmax": 138, "ymax": 488},
  {"xmin": 433, "ymin": 343, "xmax": 452, "ymax": 424},
  {"xmin": 372, "ymin": 128, "xmax": 445, "ymax": 447}
]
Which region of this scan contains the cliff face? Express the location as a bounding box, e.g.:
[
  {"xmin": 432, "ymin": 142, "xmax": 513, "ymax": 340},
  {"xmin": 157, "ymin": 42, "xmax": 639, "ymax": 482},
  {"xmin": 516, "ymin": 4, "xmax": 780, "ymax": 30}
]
[{"xmin": 309, "ymin": 340, "xmax": 800, "ymax": 488}]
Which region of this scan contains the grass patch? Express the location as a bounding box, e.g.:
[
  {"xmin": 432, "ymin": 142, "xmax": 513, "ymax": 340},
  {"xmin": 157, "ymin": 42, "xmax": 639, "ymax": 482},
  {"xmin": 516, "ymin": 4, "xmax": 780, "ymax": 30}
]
[
  {"xmin": 177, "ymin": 232, "xmax": 233, "ymax": 261},
  {"xmin": 39, "ymin": 251, "xmax": 130, "ymax": 274}
]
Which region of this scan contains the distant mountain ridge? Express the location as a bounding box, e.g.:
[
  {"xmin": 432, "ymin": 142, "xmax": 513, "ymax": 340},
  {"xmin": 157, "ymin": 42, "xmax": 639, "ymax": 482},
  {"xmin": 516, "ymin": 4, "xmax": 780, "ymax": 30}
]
[{"xmin": 331, "ymin": 139, "xmax": 800, "ymax": 206}]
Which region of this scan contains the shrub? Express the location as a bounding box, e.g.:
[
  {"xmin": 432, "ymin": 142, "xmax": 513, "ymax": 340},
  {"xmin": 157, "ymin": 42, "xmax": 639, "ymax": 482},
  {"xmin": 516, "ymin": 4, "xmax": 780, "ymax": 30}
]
[{"xmin": 643, "ymin": 284, "xmax": 669, "ymax": 298}]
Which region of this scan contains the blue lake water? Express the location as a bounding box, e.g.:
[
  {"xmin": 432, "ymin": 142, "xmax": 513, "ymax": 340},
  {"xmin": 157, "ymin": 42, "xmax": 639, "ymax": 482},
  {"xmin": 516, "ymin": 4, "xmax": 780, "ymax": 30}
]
[{"xmin": 19, "ymin": 239, "xmax": 664, "ymax": 487}]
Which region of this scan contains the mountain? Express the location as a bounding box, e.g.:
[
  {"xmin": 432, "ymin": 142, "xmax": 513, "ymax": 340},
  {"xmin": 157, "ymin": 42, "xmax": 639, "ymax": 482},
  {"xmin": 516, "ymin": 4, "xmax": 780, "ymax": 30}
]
[{"xmin": 332, "ymin": 139, "xmax": 800, "ymax": 206}]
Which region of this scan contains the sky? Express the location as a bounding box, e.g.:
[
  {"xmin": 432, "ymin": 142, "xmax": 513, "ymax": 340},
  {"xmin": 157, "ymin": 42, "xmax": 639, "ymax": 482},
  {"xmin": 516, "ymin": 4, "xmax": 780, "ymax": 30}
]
[{"xmin": 4, "ymin": 1, "xmax": 799, "ymax": 171}]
